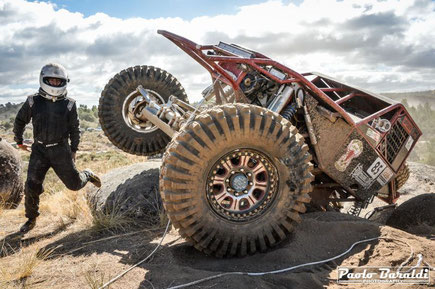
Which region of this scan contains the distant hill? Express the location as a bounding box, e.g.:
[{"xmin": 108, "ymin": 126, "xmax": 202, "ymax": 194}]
[
  {"xmin": 0, "ymin": 102, "xmax": 22, "ymax": 121},
  {"xmin": 0, "ymin": 102, "xmax": 99, "ymax": 133},
  {"xmin": 382, "ymin": 90, "xmax": 435, "ymax": 107}
]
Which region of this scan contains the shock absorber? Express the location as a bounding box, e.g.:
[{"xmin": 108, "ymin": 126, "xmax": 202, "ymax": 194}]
[{"xmin": 280, "ymin": 103, "xmax": 297, "ymax": 121}]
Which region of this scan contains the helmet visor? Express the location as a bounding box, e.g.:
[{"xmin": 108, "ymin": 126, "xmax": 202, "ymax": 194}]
[{"xmin": 43, "ymin": 77, "xmax": 67, "ymax": 88}]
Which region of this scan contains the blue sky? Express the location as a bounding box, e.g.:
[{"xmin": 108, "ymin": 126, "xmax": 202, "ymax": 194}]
[{"xmin": 46, "ymin": 0, "xmax": 275, "ymax": 19}]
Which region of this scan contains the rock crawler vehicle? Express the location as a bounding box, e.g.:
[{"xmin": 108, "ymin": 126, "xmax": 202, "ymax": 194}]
[{"xmin": 98, "ymin": 31, "xmax": 422, "ymax": 257}]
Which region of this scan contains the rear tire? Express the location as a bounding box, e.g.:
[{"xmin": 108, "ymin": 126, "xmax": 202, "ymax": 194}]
[
  {"xmin": 160, "ymin": 104, "xmax": 313, "ymax": 257},
  {"xmin": 99, "ymin": 66, "xmax": 188, "ymax": 156},
  {"xmin": 395, "ymin": 163, "xmax": 410, "ymax": 190}
]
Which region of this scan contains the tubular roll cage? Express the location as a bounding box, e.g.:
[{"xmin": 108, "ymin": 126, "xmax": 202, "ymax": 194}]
[{"xmin": 157, "ymin": 30, "xmax": 422, "ymax": 173}]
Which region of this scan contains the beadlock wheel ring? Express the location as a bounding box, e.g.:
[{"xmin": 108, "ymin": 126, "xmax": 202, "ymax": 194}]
[{"xmin": 206, "ymin": 148, "xmax": 279, "ymax": 222}]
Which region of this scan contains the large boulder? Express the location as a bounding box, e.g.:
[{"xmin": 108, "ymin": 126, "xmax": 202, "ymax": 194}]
[
  {"xmin": 86, "ymin": 161, "xmax": 162, "ymax": 221},
  {"xmin": 0, "ymin": 138, "xmax": 24, "ymax": 209},
  {"xmin": 386, "ymin": 193, "xmax": 435, "ymax": 234}
]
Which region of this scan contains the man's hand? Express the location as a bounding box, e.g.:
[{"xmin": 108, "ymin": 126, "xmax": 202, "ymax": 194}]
[
  {"xmin": 17, "ymin": 144, "xmax": 30, "ymax": 152},
  {"xmin": 71, "ymin": 151, "xmax": 76, "ymax": 162}
]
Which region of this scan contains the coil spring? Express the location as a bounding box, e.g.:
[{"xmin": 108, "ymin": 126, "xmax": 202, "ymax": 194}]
[
  {"xmin": 347, "ymin": 202, "xmax": 363, "ymax": 216},
  {"xmin": 280, "ymin": 103, "xmax": 297, "ymax": 121}
]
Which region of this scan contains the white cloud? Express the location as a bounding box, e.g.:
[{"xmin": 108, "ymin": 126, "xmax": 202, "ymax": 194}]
[{"xmin": 0, "ymin": 0, "xmax": 434, "ymax": 106}]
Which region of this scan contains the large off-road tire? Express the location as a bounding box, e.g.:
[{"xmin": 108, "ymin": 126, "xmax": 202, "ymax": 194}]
[
  {"xmin": 160, "ymin": 104, "xmax": 313, "ymax": 257},
  {"xmin": 395, "ymin": 163, "xmax": 410, "ymax": 191},
  {"xmin": 99, "ymin": 66, "xmax": 188, "ymax": 156}
]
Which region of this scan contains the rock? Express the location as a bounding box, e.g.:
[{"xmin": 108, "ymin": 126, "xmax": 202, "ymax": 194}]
[
  {"xmin": 0, "ymin": 138, "xmax": 24, "ymax": 209},
  {"xmin": 386, "ymin": 193, "xmax": 435, "ymax": 233},
  {"xmin": 86, "ymin": 161, "xmax": 162, "ymax": 221},
  {"xmin": 367, "ymin": 206, "xmax": 396, "ymax": 224}
]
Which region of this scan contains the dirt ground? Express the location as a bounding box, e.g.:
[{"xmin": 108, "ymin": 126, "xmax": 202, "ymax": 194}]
[{"xmin": 0, "ymin": 161, "xmax": 434, "ymax": 289}]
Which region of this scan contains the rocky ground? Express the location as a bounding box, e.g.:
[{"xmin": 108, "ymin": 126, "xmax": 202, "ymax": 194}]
[{"xmin": 0, "ymin": 160, "xmax": 434, "ymax": 289}]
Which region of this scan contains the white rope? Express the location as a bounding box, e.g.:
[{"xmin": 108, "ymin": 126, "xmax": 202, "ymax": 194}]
[
  {"xmin": 95, "ymin": 221, "xmax": 418, "ymax": 289},
  {"xmin": 99, "ymin": 220, "xmax": 171, "ymax": 289},
  {"xmin": 167, "ymin": 237, "xmax": 414, "ymax": 289},
  {"xmin": 396, "ymin": 238, "xmax": 414, "ymax": 273}
]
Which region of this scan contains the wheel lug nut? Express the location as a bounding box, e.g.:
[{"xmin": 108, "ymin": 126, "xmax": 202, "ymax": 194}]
[
  {"xmin": 240, "ymin": 168, "xmax": 244, "ymax": 172},
  {"xmin": 231, "ymin": 171, "xmax": 235, "ymax": 174},
  {"xmin": 225, "ymin": 179, "xmax": 229, "ymax": 183},
  {"xmin": 247, "ymin": 173, "xmax": 252, "ymax": 177},
  {"xmin": 249, "ymin": 182, "xmax": 253, "ymax": 186},
  {"xmin": 209, "ymin": 182, "xmax": 213, "ymax": 187},
  {"xmin": 243, "ymin": 190, "xmax": 248, "ymax": 194}
]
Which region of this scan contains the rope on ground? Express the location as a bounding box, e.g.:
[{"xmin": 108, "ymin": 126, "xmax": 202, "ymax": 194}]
[
  {"xmin": 395, "ymin": 238, "xmax": 414, "ymax": 273},
  {"xmin": 51, "ymin": 227, "xmax": 162, "ymax": 258},
  {"xmin": 99, "ymin": 220, "xmax": 171, "ymax": 289},
  {"xmin": 166, "ymin": 237, "xmax": 415, "ymax": 289}
]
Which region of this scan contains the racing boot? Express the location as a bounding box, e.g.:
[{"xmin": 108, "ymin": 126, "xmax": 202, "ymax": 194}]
[
  {"xmin": 20, "ymin": 218, "xmax": 36, "ymax": 233},
  {"xmin": 83, "ymin": 169, "xmax": 102, "ymax": 188}
]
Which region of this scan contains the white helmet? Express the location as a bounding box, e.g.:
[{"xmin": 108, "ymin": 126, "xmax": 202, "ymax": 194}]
[{"xmin": 39, "ymin": 63, "xmax": 69, "ymax": 99}]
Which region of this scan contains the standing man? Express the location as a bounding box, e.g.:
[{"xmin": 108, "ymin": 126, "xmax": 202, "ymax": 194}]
[{"xmin": 14, "ymin": 63, "xmax": 101, "ymax": 233}]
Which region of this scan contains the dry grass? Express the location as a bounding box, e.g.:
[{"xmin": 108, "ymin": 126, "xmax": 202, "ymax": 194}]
[
  {"xmin": 145, "ymin": 188, "xmax": 167, "ymax": 228},
  {"xmin": 83, "ymin": 267, "xmax": 111, "ymax": 289},
  {"xmin": 0, "ymin": 132, "xmax": 152, "ymax": 288},
  {"xmin": 40, "ymin": 189, "xmax": 93, "ymax": 228},
  {"xmin": 0, "ymin": 246, "xmax": 55, "ymax": 287},
  {"xmin": 89, "ymin": 193, "xmax": 136, "ymax": 233},
  {"xmin": 91, "ymin": 209, "xmax": 134, "ymax": 233}
]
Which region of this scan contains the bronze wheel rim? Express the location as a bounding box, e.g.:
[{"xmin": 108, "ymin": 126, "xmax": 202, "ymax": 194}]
[{"xmin": 206, "ymin": 148, "xmax": 279, "ymax": 222}]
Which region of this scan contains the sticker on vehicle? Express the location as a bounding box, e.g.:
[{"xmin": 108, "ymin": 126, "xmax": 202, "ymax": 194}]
[
  {"xmin": 335, "ymin": 139, "xmax": 363, "ymax": 172},
  {"xmin": 367, "ymin": 157, "xmax": 387, "ymax": 179},
  {"xmin": 405, "ymin": 136, "xmax": 414, "ymax": 151},
  {"xmin": 400, "ymin": 117, "xmax": 414, "ymax": 134},
  {"xmin": 366, "ymin": 127, "xmax": 381, "ymax": 144},
  {"xmin": 350, "ymin": 163, "xmax": 374, "ymax": 189},
  {"xmin": 377, "ymin": 167, "xmax": 393, "ymax": 186}
]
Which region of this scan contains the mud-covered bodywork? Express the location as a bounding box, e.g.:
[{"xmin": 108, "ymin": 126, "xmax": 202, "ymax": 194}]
[{"xmin": 303, "ymin": 74, "xmax": 421, "ymax": 203}]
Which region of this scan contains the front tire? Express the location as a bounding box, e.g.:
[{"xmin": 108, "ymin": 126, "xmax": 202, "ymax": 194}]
[
  {"xmin": 160, "ymin": 104, "xmax": 313, "ymax": 257},
  {"xmin": 99, "ymin": 66, "xmax": 188, "ymax": 156}
]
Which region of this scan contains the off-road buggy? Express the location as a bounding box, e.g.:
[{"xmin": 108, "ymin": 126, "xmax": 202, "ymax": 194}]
[{"xmin": 98, "ymin": 31, "xmax": 421, "ymax": 257}]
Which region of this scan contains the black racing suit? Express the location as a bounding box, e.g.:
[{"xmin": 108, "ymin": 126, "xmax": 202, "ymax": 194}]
[{"xmin": 14, "ymin": 92, "xmax": 91, "ymax": 219}]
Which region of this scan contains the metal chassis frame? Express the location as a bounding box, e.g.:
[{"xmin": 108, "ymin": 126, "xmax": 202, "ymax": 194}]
[{"xmin": 157, "ymin": 30, "xmax": 422, "ymax": 174}]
